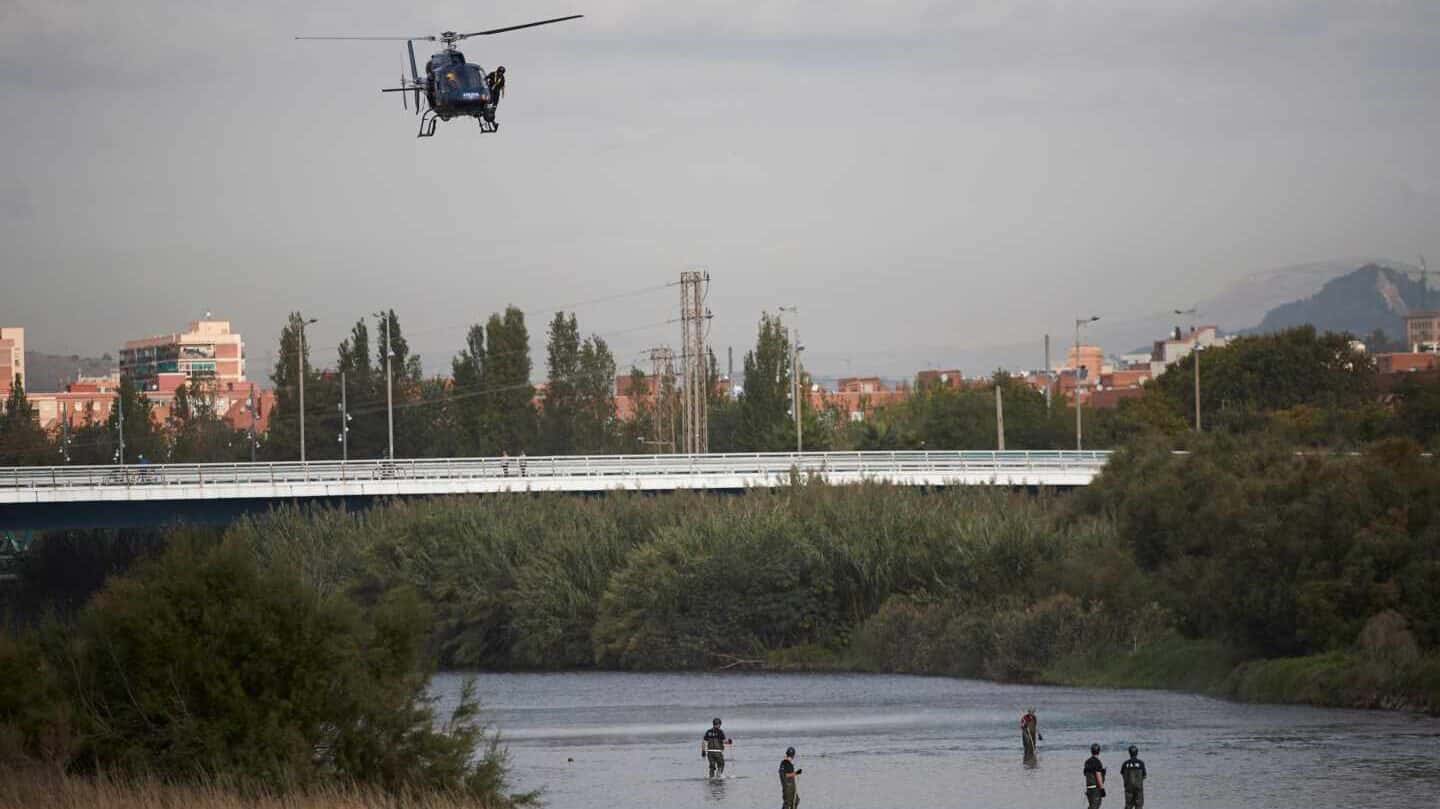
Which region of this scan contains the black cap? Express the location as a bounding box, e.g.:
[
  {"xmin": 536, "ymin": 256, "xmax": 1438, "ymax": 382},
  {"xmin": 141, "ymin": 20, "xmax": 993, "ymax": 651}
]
[
  {"xmin": 1090, "ymin": 743, "xmax": 1101, "ymax": 754},
  {"xmin": 1128, "ymin": 745, "xmax": 1138, "ymax": 756},
  {"xmin": 713, "ymin": 718, "xmax": 722, "ymax": 726},
  {"xmin": 785, "ymin": 746, "xmax": 796, "ymax": 757}
]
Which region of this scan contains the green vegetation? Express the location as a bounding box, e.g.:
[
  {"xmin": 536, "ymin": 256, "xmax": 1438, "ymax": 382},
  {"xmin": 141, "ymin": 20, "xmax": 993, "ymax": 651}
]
[
  {"xmin": 0, "ymin": 532, "xmax": 530, "ymax": 806},
  {"xmin": 13, "ymin": 432, "xmax": 1438, "ymax": 715}
]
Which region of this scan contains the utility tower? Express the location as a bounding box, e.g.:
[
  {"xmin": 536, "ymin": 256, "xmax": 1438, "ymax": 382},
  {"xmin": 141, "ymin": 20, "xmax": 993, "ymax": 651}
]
[
  {"xmin": 647, "ymin": 346, "xmax": 677, "ymax": 452},
  {"xmin": 679, "ymin": 269, "xmax": 711, "ymax": 454}
]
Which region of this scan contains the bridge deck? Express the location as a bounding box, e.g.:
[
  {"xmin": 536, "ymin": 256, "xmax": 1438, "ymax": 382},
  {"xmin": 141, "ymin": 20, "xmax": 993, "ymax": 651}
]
[{"xmin": 0, "ymin": 451, "xmax": 1109, "ymax": 506}]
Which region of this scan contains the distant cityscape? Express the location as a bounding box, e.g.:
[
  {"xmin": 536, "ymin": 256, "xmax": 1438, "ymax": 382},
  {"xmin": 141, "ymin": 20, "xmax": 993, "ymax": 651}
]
[{"xmin": 5, "ymin": 307, "xmax": 1440, "ymax": 442}]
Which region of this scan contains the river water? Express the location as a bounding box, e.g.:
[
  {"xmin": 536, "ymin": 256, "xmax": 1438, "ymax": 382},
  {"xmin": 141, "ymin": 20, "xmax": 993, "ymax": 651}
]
[{"xmin": 432, "ymin": 671, "xmax": 1440, "ymax": 809}]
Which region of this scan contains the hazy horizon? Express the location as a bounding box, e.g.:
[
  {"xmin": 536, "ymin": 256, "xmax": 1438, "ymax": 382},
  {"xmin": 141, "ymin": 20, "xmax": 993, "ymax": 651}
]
[{"xmin": 4, "ymin": 1, "xmax": 1437, "ymax": 380}]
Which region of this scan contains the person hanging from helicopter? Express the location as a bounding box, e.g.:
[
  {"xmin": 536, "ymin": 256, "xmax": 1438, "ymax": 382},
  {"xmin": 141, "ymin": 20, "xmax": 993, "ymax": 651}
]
[
  {"xmin": 297, "ymin": 15, "xmax": 581, "ymax": 138},
  {"xmin": 487, "ymin": 66, "xmax": 506, "ymax": 107}
]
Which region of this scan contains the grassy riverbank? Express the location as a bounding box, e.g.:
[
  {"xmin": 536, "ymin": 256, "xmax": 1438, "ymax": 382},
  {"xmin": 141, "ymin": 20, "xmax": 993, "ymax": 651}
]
[
  {"xmin": 1040, "ymin": 638, "xmax": 1440, "ymax": 713},
  {"xmin": 0, "ymin": 769, "xmax": 503, "ymax": 809},
  {"xmin": 7, "ymin": 436, "xmax": 1440, "ymax": 729}
]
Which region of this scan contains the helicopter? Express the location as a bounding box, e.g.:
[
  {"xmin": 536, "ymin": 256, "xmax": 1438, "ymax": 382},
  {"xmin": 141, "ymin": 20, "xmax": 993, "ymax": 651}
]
[{"xmin": 297, "ymin": 15, "xmax": 582, "ymax": 138}]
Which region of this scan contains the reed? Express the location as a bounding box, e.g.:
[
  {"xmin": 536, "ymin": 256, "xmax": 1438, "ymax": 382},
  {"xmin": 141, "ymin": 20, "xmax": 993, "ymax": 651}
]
[{"xmin": 0, "ymin": 769, "xmax": 502, "ymax": 809}]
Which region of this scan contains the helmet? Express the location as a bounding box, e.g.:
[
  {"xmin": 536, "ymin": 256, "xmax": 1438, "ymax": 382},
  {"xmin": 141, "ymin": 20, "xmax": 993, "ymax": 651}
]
[
  {"xmin": 713, "ymin": 718, "xmax": 722, "ymax": 727},
  {"xmin": 1128, "ymin": 745, "xmax": 1139, "ymax": 756},
  {"xmin": 785, "ymin": 747, "xmax": 796, "ymax": 757},
  {"xmin": 1090, "ymin": 743, "xmax": 1101, "ymax": 754},
  {"xmin": 497, "ymin": 65, "xmax": 506, "ymax": 74}
]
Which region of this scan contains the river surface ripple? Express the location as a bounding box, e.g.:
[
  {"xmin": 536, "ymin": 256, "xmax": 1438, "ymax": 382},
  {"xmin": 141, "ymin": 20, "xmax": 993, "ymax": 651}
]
[{"xmin": 432, "ymin": 671, "xmax": 1440, "ymax": 809}]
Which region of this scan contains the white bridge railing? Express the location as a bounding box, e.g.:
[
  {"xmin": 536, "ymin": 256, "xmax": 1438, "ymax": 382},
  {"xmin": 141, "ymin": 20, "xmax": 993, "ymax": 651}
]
[{"xmin": 0, "ymin": 451, "xmax": 1111, "ymax": 505}]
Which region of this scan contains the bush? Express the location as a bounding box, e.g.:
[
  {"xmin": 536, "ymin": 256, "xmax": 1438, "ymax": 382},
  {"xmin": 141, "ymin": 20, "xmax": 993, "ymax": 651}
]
[{"xmin": 1, "ymin": 534, "xmax": 527, "ymax": 804}]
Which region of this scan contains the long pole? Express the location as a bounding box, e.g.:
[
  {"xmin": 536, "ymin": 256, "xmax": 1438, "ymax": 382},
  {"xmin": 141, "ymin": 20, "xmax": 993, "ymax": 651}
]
[
  {"xmin": 1074, "ymin": 316, "xmax": 1099, "ymax": 450},
  {"xmin": 117, "ymin": 386, "xmax": 125, "ymax": 466},
  {"xmin": 1194, "ymin": 341, "xmax": 1202, "ymax": 433},
  {"xmin": 1174, "ymin": 308, "xmax": 1201, "ymax": 433},
  {"xmin": 1074, "ymin": 320, "xmax": 1082, "ymax": 451},
  {"xmin": 1044, "ymin": 334, "xmax": 1052, "ymax": 412},
  {"xmin": 384, "ymin": 313, "xmax": 395, "ymax": 460},
  {"xmin": 298, "ymin": 322, "xmax": 307, "ymax": 463},
  {"xmin": 995, "ymin": 383, "xmax": 1005, "ymax": 451},
  {"xmin": 794, "ymin": 327, "xmax": 803, "ymax": 453},
  {"xmin": 248, "ymin": 385, "xmax": 257, "ymax": 462},
  {"xmin": 340, "ymin": 370, "xmax": 349, "ymax": 461}
]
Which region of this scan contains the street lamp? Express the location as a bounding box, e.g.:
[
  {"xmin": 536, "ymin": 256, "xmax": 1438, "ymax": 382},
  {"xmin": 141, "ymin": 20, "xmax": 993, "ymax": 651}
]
[
  {"xmin": 375, "ymin": 311, "xmax": 396, "ymax": 461},
  {"xmin": 1174, "ymin": 308, "xmax": 1201, "ymax": 432},
  {"xmin": 297, "ymin": 317, "xmax": 317, "ymax": 463},
  {"xmin": 1074, "ymin": 316, "xmax": 1100, "ymax": 451},
  {"xmin": 779, "ymin": 305, "xmax": 803, "ymax": 453}
]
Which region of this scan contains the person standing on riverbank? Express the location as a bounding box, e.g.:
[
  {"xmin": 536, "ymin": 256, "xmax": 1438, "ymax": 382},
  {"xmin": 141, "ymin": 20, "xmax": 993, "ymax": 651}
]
[
  {"xmin": 1085, "ymin": 744, "xmax": 1107, "ymax": 809},
  {"xmin": 779, "ymin": 746, "xmax": 801, "ymax": 809},
  {"xmin": 702, "ymin": 717, "xmax": 730, "ymax": 777},
  {"xmin": 1020, "ymin": 707, "xmax": 1042, "ymax": 756},
  {"xmin": 1120, "ymin": 745, "xmax": 1146, "ymax": 809}
]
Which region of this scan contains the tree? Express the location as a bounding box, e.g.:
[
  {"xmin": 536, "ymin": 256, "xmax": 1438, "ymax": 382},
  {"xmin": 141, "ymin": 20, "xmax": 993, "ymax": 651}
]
[
  {"xmin": 539, "ymin": 312, "xmax": 581, "ymax": 453},
  {"xmin": 168, "ymin": 381, "xmax": 249, "ymax": 463},
  {"xmin": 1153, "ymin": 326, "xmax": 1376, "ymax": 431},
  {"xmin": 574, "ymin": 334, "xmax": 618, "ymax": 453},
  {"xmin": 262, "ymin": 313, "xmax": 334, "ymax": 461},
  {"xmin": 485, "ymin": 306, "xmax": 535, "ymax": 454},
  {"xmin": 0, "ymin": 377, "xmax": 53, "ymax": 465},
  {"xmin": 733, "ymin": 313, "xmax": 792, "ymax": 451},
  {"xmin": 106, "ymin": 376, "xmax": 165, "ymax": 464},
  {"xmin": 452, "ymin": 323, "xmax": 488, "ymax": 455},
  {"xmin": 337, "ymin": 319, "xmax": 382, "ymax": 459},
  {"xmin": 619, "ymin": 367, "xmax": 654, "ymax": 453}
]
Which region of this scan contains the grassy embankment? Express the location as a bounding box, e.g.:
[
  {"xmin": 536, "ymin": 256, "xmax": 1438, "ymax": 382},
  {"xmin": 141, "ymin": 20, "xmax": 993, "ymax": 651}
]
[
  {"xmin": 0, "ymin": 769, "xmax": 502, "ymax": 809},
  {"xmin": 8, "ymin": 437, "xmax": 1440, "ymax": 722}
]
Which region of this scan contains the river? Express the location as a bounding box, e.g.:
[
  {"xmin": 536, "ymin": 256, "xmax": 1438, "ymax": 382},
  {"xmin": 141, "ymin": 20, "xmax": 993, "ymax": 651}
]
[{"xmin": 432, "ymin": 671, "xmax": 1440, "ymax": 809}]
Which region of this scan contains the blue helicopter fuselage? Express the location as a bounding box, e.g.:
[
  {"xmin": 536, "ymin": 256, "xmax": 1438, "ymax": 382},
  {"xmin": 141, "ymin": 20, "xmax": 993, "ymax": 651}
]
[{"xmin": 425, "ymin": 50, "xmax": 492, "ymax": 117}]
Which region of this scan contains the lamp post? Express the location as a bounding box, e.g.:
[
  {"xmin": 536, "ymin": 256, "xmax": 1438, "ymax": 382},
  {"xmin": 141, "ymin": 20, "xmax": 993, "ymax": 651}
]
[
  {"xmin": 376, "ymin": 311, "xmax": 396, "ymax": 460},
  {"xmin": 1074, "ymin": 316, "xmax": 1100, "ymax": 451},
  {"xmin": 1175, "ymin": 308, "xmax": 1202, "ymax": 432},
  {"xmin": 779, "ymin": 305, "xmax": 803, "ymax": 453},
  {"xmin": 297, "ymin": 317, "xmax": 317, "ymax": 463}
]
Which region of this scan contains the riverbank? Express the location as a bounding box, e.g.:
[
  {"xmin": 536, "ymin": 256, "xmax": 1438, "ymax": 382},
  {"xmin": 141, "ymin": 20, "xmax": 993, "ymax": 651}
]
[
  {"xmin": 0, "ymin": 768, "xmax": 502, "ymax": 809},
  {"xmin": 763, "ymin": 637, "xmax": 1440, "ymax": 715},
  {"xmin": 1047, "ymin": 641, "xmax": 1440, "ymax": 714}
]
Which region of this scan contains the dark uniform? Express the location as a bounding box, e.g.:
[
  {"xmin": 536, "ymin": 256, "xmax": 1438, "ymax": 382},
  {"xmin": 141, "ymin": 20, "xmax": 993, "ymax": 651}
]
[
  {"xmin": 703, "ymin": 724, "xmax": 727, "ymax": 777},
  {"xmin": 487, "ymin": 66, "xmax": 506, "ymax": 107},
  {"xmin": 1020, "ymin": 710, "xmax": 1040, "ymax": 756},
  {"xmin": 779, "ymin": 749, "xmax": 800, "ymax": 809},
  {"xmin": 1121, "ymin": 748, "xmax": 1147, "ymax": 809},
  {"xmin": 1084, "ymin": 748, "xmax": 1107, "ymax": 809}
]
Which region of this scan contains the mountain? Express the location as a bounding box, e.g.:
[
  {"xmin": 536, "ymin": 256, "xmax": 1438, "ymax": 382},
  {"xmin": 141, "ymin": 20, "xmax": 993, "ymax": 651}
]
[
  {"xmin": 23, "ymin": 351, "xmax": 116, "ymax": 393},
  {"xmin": 1245, "ymin": 264, "xmax": 1430, "ymax": 340}
]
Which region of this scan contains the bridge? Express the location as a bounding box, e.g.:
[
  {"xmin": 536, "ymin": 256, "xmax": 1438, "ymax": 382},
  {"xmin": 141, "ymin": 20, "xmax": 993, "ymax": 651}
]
[{"xmin": 0, "ymin": 451, "xmax": 1109, "ymax": 530}]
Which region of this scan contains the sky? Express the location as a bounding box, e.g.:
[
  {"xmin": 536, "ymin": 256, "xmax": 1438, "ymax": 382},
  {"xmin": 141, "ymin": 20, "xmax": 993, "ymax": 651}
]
[{"xmin": 2, "ymin": 0, "xmax": 1439, "ymax": 381}]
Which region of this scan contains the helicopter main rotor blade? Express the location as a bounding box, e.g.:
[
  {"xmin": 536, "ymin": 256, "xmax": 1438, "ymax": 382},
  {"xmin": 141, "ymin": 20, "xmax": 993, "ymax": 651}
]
[
  {"xmin": 295, "ymin": 35, "xmax": 437, "ymax": 41},
  {"xmin": 456, "ymin": 15, "xmax": 583, "ymax": 39}
]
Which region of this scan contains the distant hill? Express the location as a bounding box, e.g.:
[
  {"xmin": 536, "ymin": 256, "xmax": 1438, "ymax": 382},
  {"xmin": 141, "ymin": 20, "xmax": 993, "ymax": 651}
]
[
  {"xmin": 1246, "ymin": 263, "xmax": 1430, "ymax": 341},
  {"xmin": 23, "ymin": 351, "xmax": 116, "ymax": 393}
]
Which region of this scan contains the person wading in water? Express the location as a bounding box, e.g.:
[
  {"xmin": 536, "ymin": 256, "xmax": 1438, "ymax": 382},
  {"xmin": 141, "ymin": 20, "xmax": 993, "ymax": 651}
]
[
  {"xmin": 778, "ymin": 746, "xmax": 801, "ymax": 809},
  {"xmin": 1020, "ymin": 707, "xmax": 1042, "ymax": 757},
  {"xmin": 701, "ymin": 717, "xmax": 731, "ymax": 777}
]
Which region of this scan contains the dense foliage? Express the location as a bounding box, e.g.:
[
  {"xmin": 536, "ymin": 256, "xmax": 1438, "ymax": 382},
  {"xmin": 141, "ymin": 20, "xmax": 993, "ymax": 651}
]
[
  {"xmin": 13, "ymin": 436, "xmax": 1427, "ymax": 713},
  {"xmin": 0, "ymin": 533, "xmax": 528, "ymax": 804}
]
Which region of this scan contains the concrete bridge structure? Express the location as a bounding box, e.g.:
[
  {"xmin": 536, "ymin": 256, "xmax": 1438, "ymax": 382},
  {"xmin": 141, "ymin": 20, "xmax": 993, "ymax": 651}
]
[{"xmin": 0, "ymin": 451, "xmax": 1110, "ymax": 530}]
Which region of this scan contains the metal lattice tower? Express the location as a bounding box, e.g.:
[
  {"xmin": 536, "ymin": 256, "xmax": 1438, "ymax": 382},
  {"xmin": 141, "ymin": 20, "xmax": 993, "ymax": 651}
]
[
  {"xmin": 679, "ymin": 269, "xmax": 711, "ymax": 454},
  {"xmin": 647, "ymin": 346, "xmax": 677, "ymax": 452}
]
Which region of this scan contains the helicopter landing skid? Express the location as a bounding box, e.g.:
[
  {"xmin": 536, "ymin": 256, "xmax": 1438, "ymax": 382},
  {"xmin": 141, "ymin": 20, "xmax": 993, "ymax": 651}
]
[
  {"xmin": 479, "ymin": 118, "xmax": 499, "ymax": 134},
  {"xmin": 417, "ymin": 109, "xmax": 440, "ymax": 138}
]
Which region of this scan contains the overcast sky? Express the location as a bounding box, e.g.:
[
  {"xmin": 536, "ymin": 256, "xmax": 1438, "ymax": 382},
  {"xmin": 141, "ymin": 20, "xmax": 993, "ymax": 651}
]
[{"xmin": 3, "ymin": 0, "xmax": 1438, "ymax": 379}]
